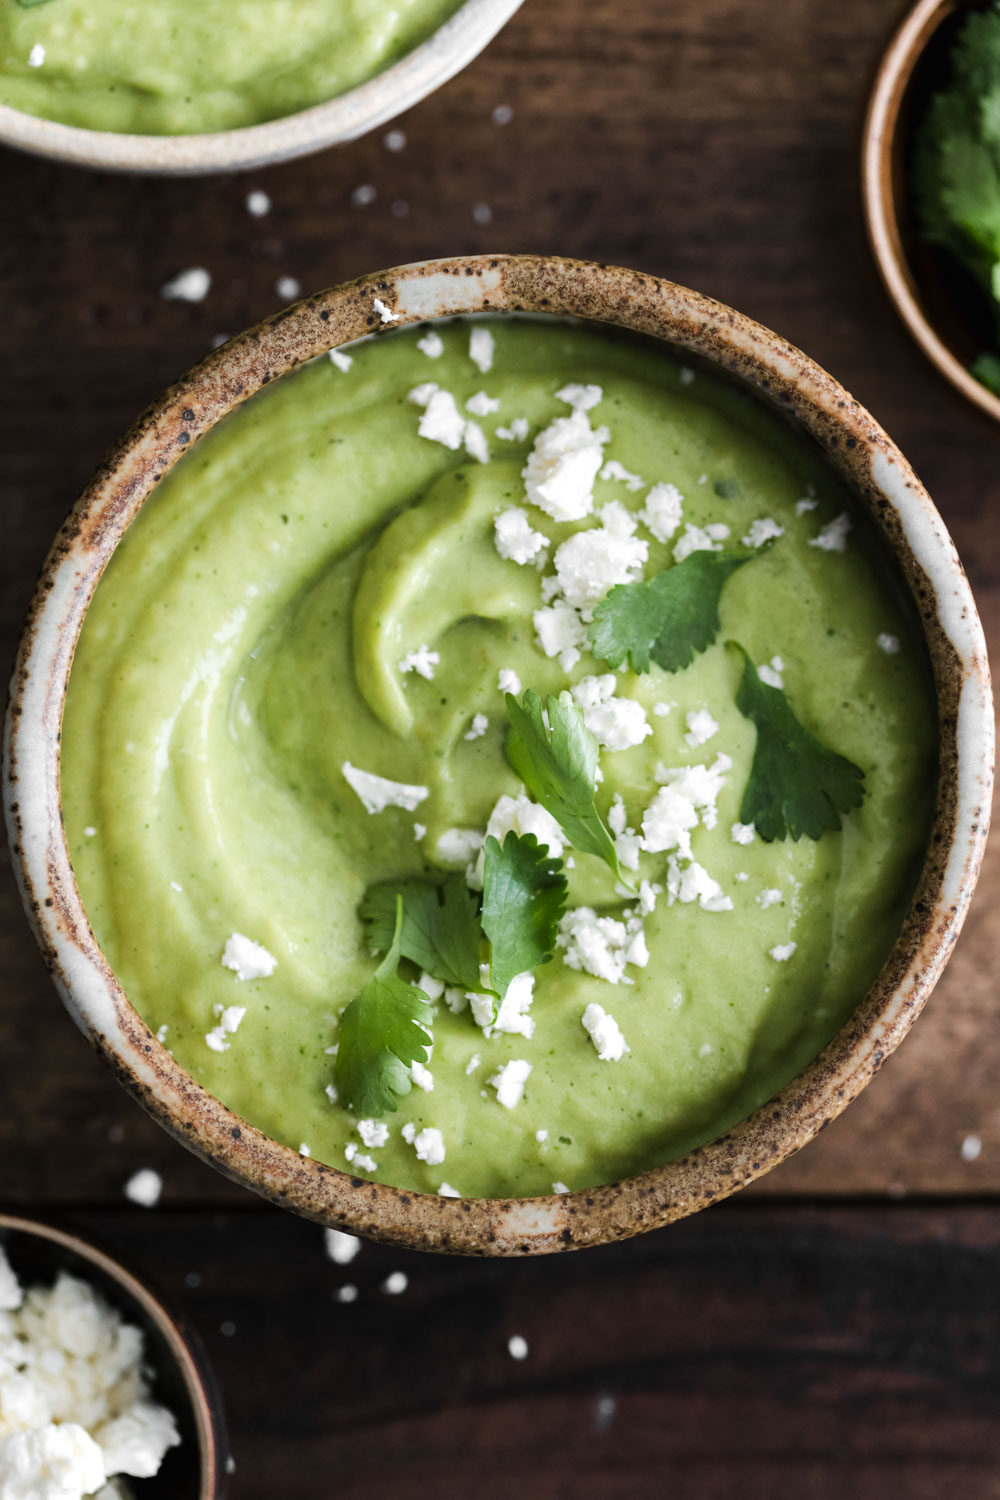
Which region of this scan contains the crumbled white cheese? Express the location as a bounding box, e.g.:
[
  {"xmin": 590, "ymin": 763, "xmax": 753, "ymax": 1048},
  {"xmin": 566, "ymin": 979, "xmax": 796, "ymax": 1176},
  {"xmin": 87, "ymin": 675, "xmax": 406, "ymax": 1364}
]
[
  {"xmin": 653, "ymin": 703, "xmax": 672, "ymax": 718},
  {"xmin": 877, "ymin": 632, "xmax": 900, "ymax": 655},
  {"xmin": 497, "ymin": 667, "xmax": 522, "ymax": 696},
  {"xmin": 221, "ymin": 932, "xmax": 276, "ymax": 982},
  {"xmin": 599, "ymin": 459, "xmax": 644, "ymax": 491},
  {"xmin": 488, "ymin": 1059, "xmax": 532, "ymax": 1109},
  {"xmin": 417, "ymin": 331, "xmax": 444, "ymax": 358},
  {"xmin": 324, "ymin": 1229, "xmax": 361, "ymax": 1265},
  {"xmin": 0, "ymin": 1250, "xmax": 22, "ymax": 1313},
  {"xmin": 522, "ymin": 409, "xmax": 608, "ymax": 522},
  {"xmin": 757, "ymin": 888, "xmax": 782, "ymax": 909},
  {"xmin": 679, "ymin": 366, "xmax": 696, "ymax": 385},
  {"xmin": 417, "ymin": 390, "xmax": 466, "ymax": 450},
  {"xmin": 599, "ymin": 500, "xmax": 639, "ymax": 538},
  {"xmin": 465, "ymin": 1052, "xmax": 481, "ymax": 1075},
  {"xmin": 409, "ymin": 1127, "xmax": 446, "ymax": 1166},
  {"xmin": 654, "ymin": 752, "xmax": 732, "ymax": 829},
  {"xmin": 417, "ymin": 974, "xmax": 443, "ymax": 1005},
  {"xmin": 245, "ymin": 189, "xmax": 271, "ymax": 217},
  {"xmin": 639, "ymin": 482, "xmax": 684, "ymax": 542},
  {"xmin": 477, "ymin": 972, "xmax": 536, "ymax": 1039},
  {"xmin": 123, "ymin": 1169, "xmax": 162, "ymax": 1208},
  {"xmin": 558, "ymin": 907, "xmax": 648, "ymax": 985},
  {"xmin": 464, "ymin": 420, "xmax": 489, "ymax": 465},
  {"xmin": 27, "ymin": 43, "xmax": 46, "ymax": 68},
  {"xmin": 809, "ymin": 513, "xmax": 851, "ymax": 552},
  {"xmin": 160, "ymin": 266, "xmax": 211, "ymax": 303},
  {"xmin": 495, "ymin": 507, "xmax": 548, "ymax": 566},
  {"xmin": 582, "ymin": 697, "xmax": 651, "ymax": 752},
  {"xmin": 438, "ymin": 1182, "xmax": 461, "ymax": 1196},
  {"xmin": 469, "ymin": 327, "xmax": 495, "ymax": 373},
  {"xmin": 769, "ymin": 942, "xmax": 797, "ymax": 962},
  {"xmin": 0, "ymin": 1424, "xmax": 106, "ymax": 1498},
  {"xmin": 381, "ymin": 1272, "xmax": 408, "ymax": 1295},
  {"xmin": 205, "ymin": 1004, "xmax": 247, "ymax": 1053},
  {"xmin": 325, "ymin": 1083, "xmax": 339, "ymax": 1104},
  {"xmin": 638, "ymin": 879, "xmax": 661, "ymax": 915},
  {"xmin": 552, "ymin": 1182, "xmax": 570, "ymax": 1195},
  {"xmin": 551, "ymin": 518, "xmax": 648, "ymax": 612},
  {"xmin": 472, "ymin": 793, "xmax": 564, "ymax": 887},
  {"xmin": 581, "ymin": 1003, "xmax": 630, "ymax": 1061},
  {"xmin": 731, "ymin": 822, "xmax": 755, "ymax": 845},
  {"xmin": 83, "ymin": 826, "xmax": 97, "ymax": 838},
  {"xmin": 399, "ymin": 644, "xmax": 440, "ymax": 680},
  {"xmin": 533, "ymin": 600, "xmax": 587, "ymax": 672},
  {"xmin": 757, "ymin": 655, "xmax": 784, "ymax": 690},
  {"xmin": 407, "ymin": 381, "xmax": 439, "ymax": 406},
  {"xmin": 463, "ymin": 714, "xmax": 489, "ymax": 742},
  {"xmin": 413, "ymin": 823, "xmax": 427, "ymax": 841},
  {"xmin": 507, "ymin": 1335, "xmax": 529, "ymax": 1360},
  {"xmin": 467, "ymin": 391, "xmax": 500, "ymax": 416},
  {"xmin": 673, "ymin": 523, "xmax": 727, "ymax": 563},
  {"xmin": 435, "ymin": 827, "xmax": 484, "ymax": 866},
  {"xmin": 571, "ymin": 673, "xmax": 617, "ymax": 710},
  {"xmin": 535, "ymin": 1129, "xmax": 549, "ymax": 1143},
  {"xmin": 640, "ymin": 785, "xmax": 699, "ymax": 858},
  {"xmin": 795, "ymin": 496, "xmax": 819, "ymax": 515},
  {"xmin": 665, "ymin": 858, "xmax": 734, "ymax": 912},
  {"xmin": 344, "ymin": 1145, "xmax": 378, "ymax": 1173},
  {"xmin": 410, "ymin": 1060, "xmax": 434, "ymax": 1092},
  {"xmin": 357, "ymin": 1120, "xmax": 389, "ymax": 1150},
  {"xmin": 496, "ymin": 418, "xmax": 530, "ymax": 442},
  {"xmin": 341, "ymin": 762, "xmax": 429, "ymax": 815},
  {"xmin": 556, "ymin": 383, "xmax": 603, "ymax": 411},
  {"xmin": 373, "ymin": 297, "xmax": 399, "ymax": 324},
  {"xmin": 741, "ymin": 517, "xmax": 785, "ymax": 549},
  {"xmin": 685, "ymin": 709, "xmax": 719, "ymax": 748},
  {"xmin": 446, "ymin": 988, "xmax": 469, "ymax": 1015},
  {"xmin": 329, "ymin": 348, "xmax": 353, "ymax": 372}
]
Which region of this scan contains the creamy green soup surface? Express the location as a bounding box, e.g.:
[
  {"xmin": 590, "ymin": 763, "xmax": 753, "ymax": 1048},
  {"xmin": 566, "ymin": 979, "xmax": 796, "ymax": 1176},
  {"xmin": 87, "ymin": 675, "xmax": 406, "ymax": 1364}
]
[
  {"xmin": 61, "ymin": 317, "xmax": 937, "ymax": 1199},
  {"xmin": 0, "ymin": 0, "xmax": 460, "ymax": 134}
]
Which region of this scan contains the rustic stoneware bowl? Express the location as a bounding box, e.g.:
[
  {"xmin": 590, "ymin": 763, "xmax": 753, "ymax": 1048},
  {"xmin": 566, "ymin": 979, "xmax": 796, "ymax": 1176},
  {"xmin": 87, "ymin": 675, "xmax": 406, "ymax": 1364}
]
[
  {"xmin": 0, "ymin": 1210, "xmax": 227, "ymax": 1496},
  {"xmin": 0, "ymin": 0, "xmax": 522, "ymax": 175},
  {"xmin": 4, "ymin": 254, "xmax": 994, "ymax": 1255},
  {"xmin": 862, "ymin": 0, "xmax": 1000, "ymax": 421}
]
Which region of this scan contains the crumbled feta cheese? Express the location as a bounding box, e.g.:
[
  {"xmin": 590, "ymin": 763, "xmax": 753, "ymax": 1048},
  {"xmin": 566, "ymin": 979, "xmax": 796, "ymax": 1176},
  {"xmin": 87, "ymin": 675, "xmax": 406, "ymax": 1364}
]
[
  {"xmin": 495, "ymin": 507, "xmax": 548, "ymax": 566},
  {"xmin": 653, "ymin": 702, "xmax": 672, "ymax": 718},
  {"xmin": 324, "ymin": 1229, "xmax": 361, "ymax": 1265},
  {"xmin": 446, "ymin": 988, "xmax": 469, "ymax": 1015},
  {"xmin": 435, "ymin": 827, "xmax": 484, "ymax": 866},
  {"xmin": 325, "ymin": 1083, "xmax": 339, "ymax": 1104},
  {"xmin": 27, "ymin": 43, "xmax": 46, "ymax": 68},
  {"xmin": 599, "ymin": 459, "xmax": 644, "ymax": 491},
  {"xmin": 673, "ymin": 523, "xmax": 723, "ymax": 563},
  {"xmin": 344, "ymin": 1145, "xmax": 378, "ymax": 1173},
  {"xmin": 205, "ymin": 1004, "xmax": 247, "ymax": 1052},
  {"xmin": 0, "ymin": 1424, "xmax": 106, "ymax": 1497},
  {"xmin": 558, "ymin": 907, "xmax": 648, "ymax": 985},
  {"xmin": 465, "ymin": 1052, "xmax": 481, "ymax": 1075},
  {"xmin": 438, "ymin": 1182, "xmax": 461, "ymax": 1196},
  {"xmin": 535, "ymin": 1129, "xmax": 549, "ymax": 1143},
  {"xmin": 335, "ymin": 1284, "xmax": 358, "ymax": 1303},
  {"xmin": 640, "ymin": 785, "xmax": 699, "ymax": 858},
  {"xmin": 769, "ymin": 942, "xmax": 797, "ymax": 962},
  {"xmin": 482, "ymin": 972, "xmax": 536, "ymax": 1039},
  {"xmin": 757, "ymin": 888, "xmax": 782, "ymax": 909},
  {"xmin": 551, "ymin": 519, "xmax": 648, "ymax": 612},
  {"xmin": 685, "ymin": 709, "xmax": 719, "ymax": 748},
  {"xmin": 245, "ymin": 189, "xmax": 271, "ymax": 217},
  {"xmin": 556, "ymin": 383, "xmax": 603, "ymax": 411},
  {"xmin": 666, "ymin": 858, "xmax": 734, "ymax": 912},
  {"xmin": 160, "ymin": 266, "xmax": 211, "ymax": 303},
  {"xmin": 571, "ymin": 673, "xmax": 617, "ymax": 710},
  {"xmin": 410, "ymin": 1060, "xmax": 434, "ymax": 1091},
  {"xmin": 552, "ymin": 1182, "xmax": 570, "ymax": 1195},
  {"xmin": 417, "ymin": 971, "xmax": 444, "ymax": 1002},
  {"xmin": 497, "ymin": 667, "xmax": 522, "ymax": 696},
  {"xmin": 795, "ymin": 496, "xmax": 819, "ymax": 515},
  {"xmin": 83, "ymin": 826, "xmax": 97, "ymax": 837},
  {"xmin": 413, "ymin": 823, "xmax": 427, "ymax": 841},
  {"xmin": 469, "ymin": 328, "xmax": 495, "ymax": 373},
  {"xmin": 654, "ymin": 752, "xmax": 732, "ymax": 828},
  {"xmin": 809, "ymin": 513, "xmax": 851, "ymax": 552},
  {"xmin": 417, "ymin": 390, "xmax": 466, "ymax": 450},
  {"xmin": 507, "ymin": 1335, "xmax": 529, "ymax": 1360},
  {"xmin": 0, "ymin": 1249, "xmax": 22, "ymax": 1313},
  {"xmin": 581, "ymin": 1003, "xmax": 630, "ymax": 1061},
  {"xmin": 467, "ymin": 391, "xmax": 500, "ymax": 416},
  {"xmin": 464, "ymin": 420, "xmax": 489, "ymax": 465},
  {"xmin": 221, "ymin": 932, "xmax": 276, "ymax": 982},
  {"xmin": 533, "ymin": 600, "xmax": 587, "ymax": 671},
  {"xmin": 407, "ymin": 381, "xmax": 439, "ymax": 406},
  {"xmin": 373, "ymin": 298, "xmax": 399, "ymax": 324},
  {"xmin": 731, "ymin": 822, "xmax": 755, "ymax": 845},
  {"xmin": 357, "ymin": 1120, "xmax": 389, "ymax": 1150},
  {"xmin": 123, "ymin": 1169, "xmax": 162, "ymax": 1208},
  {"xmin": 473, "ymin": 793, "xmax": 564, "ymax": 886},
  {"xmin": 341, "ymin": 762, "xmax": 429, "ymax": 814},
  {"xmin": 329, "ymin": 348, "xmax": 353, "ymax": 372},
  {"xmin": 96, "ymin": 1403, "xmax": 179, "ymax": 1480},
  {"xmin": 488, "ymin": 1059, "xmax": 532, "ymax": 1109},
  {"xmin": 523, "ymin": 409, "xmax": 608, "ymax": 522},
  {"xmin": 496, "ymin": 418, "xmax": 530, "ymax": 442},
  {"xmin": 639, "ymin": 482, "xmax": 684, "ymax": 542},
  {"xmin": 581, "ymin": 696, "xmax": 651, "ymax": 752},
  {"xmin": 757, "ymin": 656, "xmax": 784, "ymax": 689},
  {"xmin": 417, "ymin": 331, "xmax": 444, "ymax": 358},
  {"xmin": 410, "ymin": 1127, "xmax": 446, "ymax": 1166},
  {"xmin": 742, "ymin": 517, "xmax": 785, "ymax": 549},
  {"xmin": 877, "ymin": 632, "xmax": 900, "ymax": 655},
  {"xmin": 464, "ymin": 713, "xmax": 489, "ymax": 741},
  {"xmin": 399, "ymin": 644, "xmax": 440, "ymax": 680},
  {"xmin": 381, "ymin": 1272, "xmax": 408, "ymax": 1295}
]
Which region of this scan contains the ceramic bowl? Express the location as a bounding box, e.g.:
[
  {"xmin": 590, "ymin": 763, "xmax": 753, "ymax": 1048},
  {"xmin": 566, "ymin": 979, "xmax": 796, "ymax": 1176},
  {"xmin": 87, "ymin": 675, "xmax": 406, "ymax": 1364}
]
[
  {"xmin": 0, "ymin": 0, "xmax": 522, "ymax": 175},
  {"xmin": 3, "ymin": 254, "xmax": 994, "ymax": 1255},
  {"xmin": 0, "ymin": 1209, "xmax": 227, "ymax": 1496},
  {"xmin": 862, "ymin": 0, "xmax": 1000, "ymax": 421}
]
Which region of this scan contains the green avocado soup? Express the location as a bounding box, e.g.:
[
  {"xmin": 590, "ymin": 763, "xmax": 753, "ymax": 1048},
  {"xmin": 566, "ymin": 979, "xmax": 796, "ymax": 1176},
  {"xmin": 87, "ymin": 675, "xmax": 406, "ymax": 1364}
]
[
  {"xmin": 61, "ymin": 317, "xmax": 937, "ymax": 1199},
  {"xmin": 0, "ymin": 0, "xmax": 460, "ymax": 135}
]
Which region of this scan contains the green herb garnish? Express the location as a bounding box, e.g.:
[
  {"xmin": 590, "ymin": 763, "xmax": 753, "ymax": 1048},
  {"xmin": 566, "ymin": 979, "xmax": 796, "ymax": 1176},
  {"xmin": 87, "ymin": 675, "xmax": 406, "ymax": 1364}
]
[
  {"xmin": 360, "ymin": 873, "xmax": 482, "ymax": 992},
  {"xmin": 731, "ymin": 644, "xmax": 865, "ymax": 841},
  {"xmin": 334, "ymin": 897, "xmax": 434, "ymax": 1118},
  {"xmin": 588, "ymin": 549, "xmax": 761, "ymax": 674},
  {"xmin": 481, "ymin": 831, "xmax": 568, "ymax": 999},
  {"xmin": 505, "ymin": 689, "xmax": 624, "ymax": 882}
]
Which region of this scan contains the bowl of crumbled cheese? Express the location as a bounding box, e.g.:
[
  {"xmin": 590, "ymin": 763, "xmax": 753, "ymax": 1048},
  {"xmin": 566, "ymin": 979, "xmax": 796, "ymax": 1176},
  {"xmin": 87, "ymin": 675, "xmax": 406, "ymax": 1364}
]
[{"xmin": 0, "ymin": 1212, "xmax": 226, "ymax": 1498}]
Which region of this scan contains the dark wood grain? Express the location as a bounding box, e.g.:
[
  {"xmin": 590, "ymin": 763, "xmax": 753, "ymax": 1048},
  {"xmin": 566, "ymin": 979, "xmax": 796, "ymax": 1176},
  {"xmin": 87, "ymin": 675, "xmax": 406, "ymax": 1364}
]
[{"xmin": 2, "ymin": 0, "xmax": 1000, "ymax": 1492}]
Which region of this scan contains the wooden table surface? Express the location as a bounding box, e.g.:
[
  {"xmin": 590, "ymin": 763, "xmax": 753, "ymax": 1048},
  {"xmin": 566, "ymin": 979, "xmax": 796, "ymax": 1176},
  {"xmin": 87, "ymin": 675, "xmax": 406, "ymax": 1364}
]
[{"xmin": 3, "ymin": 0, "xmax": 1000, "ymax": 1494}]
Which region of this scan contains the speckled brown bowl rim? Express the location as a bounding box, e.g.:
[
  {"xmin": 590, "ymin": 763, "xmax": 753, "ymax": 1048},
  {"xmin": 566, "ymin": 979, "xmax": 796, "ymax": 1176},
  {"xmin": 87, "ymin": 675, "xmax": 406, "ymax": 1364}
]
[
  {"xmin": 3, "ymin": 254, "xmax": 994, "ymax": 1255},
  {"xmin": 861, "ymin": 0, "xmax": 1000, "ymax": 423},
  {"xmin": 0, "ymin": 0, "xmax": 522, "ymax": 175},
  {"xmin": 0, "ymin": 1209, "xmax": 226, "ymax": 1495}
]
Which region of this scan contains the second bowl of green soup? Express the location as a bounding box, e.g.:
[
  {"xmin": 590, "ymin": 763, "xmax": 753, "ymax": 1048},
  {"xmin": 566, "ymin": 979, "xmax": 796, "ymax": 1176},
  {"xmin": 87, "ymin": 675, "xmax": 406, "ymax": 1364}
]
[{"xmin": 5, "ymin": 255, "xmax": 992, "ymax": 1253}]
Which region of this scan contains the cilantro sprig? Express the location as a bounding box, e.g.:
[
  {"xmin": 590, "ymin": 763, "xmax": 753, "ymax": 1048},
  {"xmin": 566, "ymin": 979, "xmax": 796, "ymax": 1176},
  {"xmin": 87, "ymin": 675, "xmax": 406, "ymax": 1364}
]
[
  {"xmin": 588, "ymin": 547, "xmax": 763, "ymax": 674},
  {"xmin": 360, "ymin": 873, "xmax": 482, "ymax": 992},
  {"xmin": 334, "ymin": 897, "xmax": 433, "ymax": 1117},
  {"xmin": 731, "ymin": 644, "xmax": 865, "ymax": 841},
  {"xmin": 481, "ymin": 831, "xmax": 568, "ymax": 998},
  {"xmin": 504, "ymin": 689, "xmax": 624, "ymax": 882}
]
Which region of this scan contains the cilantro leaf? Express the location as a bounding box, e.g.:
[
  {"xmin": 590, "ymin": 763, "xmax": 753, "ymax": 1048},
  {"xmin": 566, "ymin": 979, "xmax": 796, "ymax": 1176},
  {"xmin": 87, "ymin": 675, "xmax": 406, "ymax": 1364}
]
[
  {"xmin": 360, "ymin": 873, "xmax": 482, "ymax": 991},
  {"xmin": 334, "ymin": 896, "xmax": 433, "ymax": 1117},
  {"xmin": 481, "ymin": 831, "xmax": 568, "ymax": 998},
  {"xmin": 588, "ymin": 549, "xmax": 759, "ymax": 674},
  {"xmin": 504, "ymin": 690, "xmax": 624, "ymax": 882},
  {"xmin": 731, "ymin": 644, "xmax": 865, "ymax": 841}
]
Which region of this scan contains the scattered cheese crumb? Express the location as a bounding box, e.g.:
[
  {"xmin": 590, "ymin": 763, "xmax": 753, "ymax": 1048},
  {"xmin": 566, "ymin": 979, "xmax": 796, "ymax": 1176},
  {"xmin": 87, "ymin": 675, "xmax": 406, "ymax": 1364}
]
[
  {"xmin": 83, "ymin": 826, "xmax": 97, "ymax": 837},
  {"xmin": 344, "ymin": 1145, "xmax": 378, "ymax": 1173},
  {"xmin": 410, "ymin": 1060, "xmax": 434, "ymax": 1092},
  {"xmin": 27, "ymin": 43, "xmax": 45, "ymax": 67},
  {"xmin": 960, "ymin": 1134, "xmax": 982, "ymax": 1162},
  {"xmin": 877, "ymin": 632, "xmax": 900, "ymax": 655},
  {"xmin": 464, "ymin": 713, "xmax": 489, "ymax": 741},
  {"xmin": 498, "ymin": 668, "xmax": 522, "ymax": 696},
  {"xmin": 600, "ymin": 459, "xmax": 644, "ymax": 491},
  {"xmin": 665, "ymin": 857, "xmax": 734, "ymax": 912},
  {"xmin": 328, "ymin": 348, "xmax": 353, "ymax": 372},
  {"xmin": 496, "ymin": 418, "xmax": 529, "ymax": 442},
  {"xmin": 495, "ymin": 506, "xmax": 548, "ymax": 566},
  {"xmin": 742, "ymin": 517, "xmax": 784, "ymax": 549},
  {"xmin": 465, "ymin": 1053, "xmax": 481, "ymax": 1075},
  {"xmin": 757, "ymin": 888, "xmax": 782, "ymax": 909},
  {"xmin": 324, "ymin": 1229, "xmax": 361, "ymax": 1265},
  {"xmin": 245, "ymin": 189, "xmax": 271, "ymax": 217},
  {"xmin": 559, "ymin": 907, "xmax": 648, "ymax": 984},
  {"xmin": 205, "ymin": 1004, "xmax": 247, "ymax": 1052},
  {"xmin": 221, "ymin": 932, "xmax": 276, "ymax": 982},
  {"xmin": 373, "ymin": 297, "xmax": 399, "ymax": 324},
  {"xmin": 275, "ymin": 275, "xmax": 300, "ymax": 301},
  {"xmin": 469, "ymin": 327, "xmax": 495, "ymax": 372},
  {"xmin": 409, "ymin": 1127, "xmax": 446, "ymax": 1165},
  {"xmin": 357, "ymin": 1120, "xmax": 390, "ymax": 1150},
  {"xmin": 731, "ymin": 822, "xmax": 755, "ymax": 845},
  {"xmin": 435, "ymin": 827, "xmax": 484, "ymax": 866},
  {"xmin": 533, "ymin": 599, "xmax": 587, "ymax": 672},
  {"xmin": 464, "ymin": 420, "xmax": 489, "ymax": 464},
  {"xmin": 556, "ymin": 383, "xmax": 603, "ymax": 411},
  {"xmin": 685, "ymin": 709, "xmax": 719, "ymax": 748},
  {"xmin": 381, "ymin": 1272, "xmax": 408, "ymax": 1295},
  {"xmin": 769, "ymin": 942, "xmax": 797, "ymax": 962},
  {"xmin": 399, "ymin": 644, "xmax": 440, "ymax": 680},
  {"xmin": 507, "ymin": 1335, "xmax": 529, "ymax": 1360},
  {"xmin": 341, "ymin": 762, "xmax": 429, "ymax": 815},
  {"xmin": 581, "ymin": 1003, "xmax": 630, "ymax": 1061},
  {"xmin": 552, "ymin": 1182, "xmax": 570, "ymax": 1195},
  {"xmin": 796, "ymin": 496, "xmax": 819, "ymax": 515},
  {"xmin": 383, "ymin": 128, "xmax": 406, "ymax": 151},
  {"xmin": 535, "ymin": 1129, "xmax": 549, "ymax": 1144},
  {"xmin": 123, "ymin": 1169, "xmax": 162, "ymax": 1208},
  {"xmin": 757, "ymin": 656, "xmax": 784, "ymax": 690},
  {"xmin": 350, "ymin": 184, "xmax": 376, "ymax": 206},
  {"xmin": 160, "ymin": 267, "xmax": 211, "ymax": 303},
  {"xmin": 639, "ymin": 482, "xmax": 684, "ymax": 542},
  {"xmin": 551, "ymin": 512, "xmax": 648, "ymax": 612},
  {"xmin": 415, "ymin": 389, "xmax": 466, "ymax": 450},
  {"xmin": 467, "ymin": 391, "xmax": 500, "ymax": 416},
  {"xmin": 809, "ymin": 513, "xmax": 851, "ymax": 552},
  {"xmin": 489, "ymin": 1059, "xmax": 532, "ymax": 1109},
  {"xmin": 492, "ymin": 103, "xmax": 514, "ymax": 125},
  {"xmin": 523, "ymin": 408, "xmax": 608, "ymax": 522},
  {"xmin": 438, "ymin": 1182, "xmax": 461, "ymax": 1197},
  {"xmin": 336, "ymin": 1284, "xmax": 358, "ymax": 1302},
  {"xmin": 673, "ymin": 522, "xmax": 727, "ymax": 563},
  {"xmin": 417, "ymin": 331, "xmax": 444, "ymax": 358}
]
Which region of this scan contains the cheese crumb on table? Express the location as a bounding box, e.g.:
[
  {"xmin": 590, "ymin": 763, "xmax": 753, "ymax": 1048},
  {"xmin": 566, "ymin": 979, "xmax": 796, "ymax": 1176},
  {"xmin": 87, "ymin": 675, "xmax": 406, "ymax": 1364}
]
[
  {"xmin": 245, "ymin": 189, "xmax": 271, "ymax": 217},
  {"xmin": 324, "ymin": 1229, "xmax": 361, "ymax": 1265},
  {"xmin": 221, "ymin": 932, "xmax": 276, "ymax": 982},
  {"xmin": 123, "ymin": 1169, "xmax": 162, "ymax": 1208},
  {"xmin": 160, "ymin": 266, "xmax": 211, "ymax": 303},
  {"xmin": 336, "ymin": 1284, "xmax": 358, "ymax": 1303},
  {"xmin": 507, "ymin": 1335, "xmax": 529, "ymax": 1360},
  {"xmin": 381, "ymin": 1272, "xmax": 408, "ymax": 1295},
  {"xmin": 960, "ymin": 1134, "xmax": 982, "ymax": 1162}
]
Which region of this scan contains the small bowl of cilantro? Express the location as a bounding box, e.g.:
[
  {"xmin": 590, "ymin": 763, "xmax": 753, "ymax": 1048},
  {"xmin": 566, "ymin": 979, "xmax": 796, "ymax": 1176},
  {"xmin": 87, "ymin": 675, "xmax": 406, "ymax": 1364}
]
[{"xmin": 864, "ymin": 0, "xmax": 1000, "ymax": 416}]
